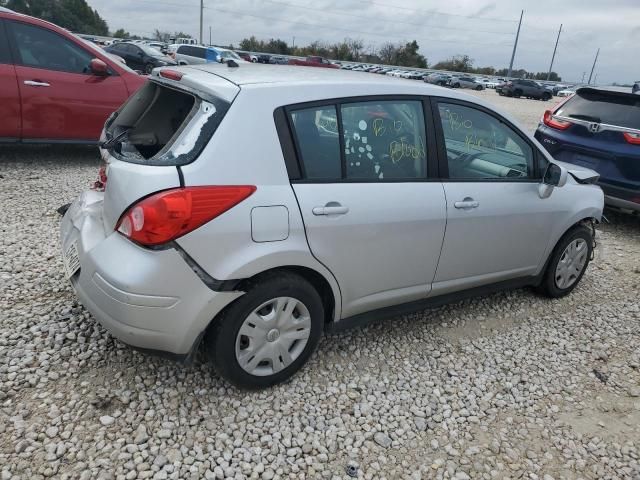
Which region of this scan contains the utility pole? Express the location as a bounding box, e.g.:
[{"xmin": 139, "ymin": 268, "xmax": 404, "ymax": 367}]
[
  {"xmin": 588, "ymin": 48, "xmax": 599, "ymax": 84},
  {"xmin": 594, "ymin": 73, "xmax": 598, "ymax": 85},
  {"xmin": 209, "ymin": 26, "xmax": 212, "ymax": 46},
  {"xmin": 546, "ymin": 23, "xmax": 562, "ymax": 81},
  {"xmin": 292, "ymin": 36, "xmax": 295, "ymax": 49},
  {"xmin": 581, "ymin": 72, "xmax": 586, "ymax": 83},
  {"xmin": 199, "ymin": 0, "xmax": 204, "ymax": 45},
  {"xmin": 507, "ymin": 10, "xmax": 523, "ymax": 79}
]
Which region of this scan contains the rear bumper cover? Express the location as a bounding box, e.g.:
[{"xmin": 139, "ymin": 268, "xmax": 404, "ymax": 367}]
[
  {"xmin": 599, "ymin": 182, "xmax": 640, "ymax": 212},
  {"xmin": 60, "ymin": 191, "xmax": 242, "ymax": 355}
]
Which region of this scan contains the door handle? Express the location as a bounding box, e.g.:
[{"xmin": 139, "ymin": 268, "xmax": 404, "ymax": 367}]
[
  {"xmin": 454, "ymin": 197, "xmax": 479, "ymax": 209},
  {"xmin": 312, "ymin": 203, "xmax": 349, "ymax": 216},
  {"xmin": 24, "ymin": 80, "xmax": 50, "ymax": 87}
]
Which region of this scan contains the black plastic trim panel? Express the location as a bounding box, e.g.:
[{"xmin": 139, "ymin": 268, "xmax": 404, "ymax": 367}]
[
  {"xmin": 327, "ymin": 275, "xmax": 540, "ymax": 333},
  {"xmin": 171, "ymin": 242, "xmax": 243, "ymax": 292}
]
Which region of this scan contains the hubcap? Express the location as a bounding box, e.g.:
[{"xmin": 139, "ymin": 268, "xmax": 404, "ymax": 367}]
[
  {"xmin": 235, "ymin": 297, "xmax": 311, "ymax": 376},
  {"xmin": 554, "ymin": 239, "xmax": 588, "ymax": 289}
]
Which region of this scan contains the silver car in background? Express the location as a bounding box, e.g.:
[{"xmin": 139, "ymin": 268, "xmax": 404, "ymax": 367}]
[{"xmin": 60, "ymin": 64, "xmax": 603, "ymax": 389}]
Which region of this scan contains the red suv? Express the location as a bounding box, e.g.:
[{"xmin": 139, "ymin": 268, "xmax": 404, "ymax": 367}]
[{"xmin": 0, "ymin": 8, "xmax": 145, "ymax": 143}]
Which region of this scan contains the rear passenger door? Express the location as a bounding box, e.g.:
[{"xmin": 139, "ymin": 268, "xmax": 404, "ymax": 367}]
[{"xmin": 285, "ymin": 97, "xmax": 447, "ymax": 318}]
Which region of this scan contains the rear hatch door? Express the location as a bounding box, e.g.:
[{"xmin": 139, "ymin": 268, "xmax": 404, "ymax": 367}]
[
  {"xmin": 544, "ymin": 88, "xmax": 640, "ymax": 190},
  {"xmin": 100, "ymin": 70, "xmax": 239, "ymax": 231}
]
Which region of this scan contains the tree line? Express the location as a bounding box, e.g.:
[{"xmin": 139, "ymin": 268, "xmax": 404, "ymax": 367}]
[
  {"xmin": 236, "ymin": 37, "xmax": 561, "ymax": 81},
  {"xmin": 0, "ymin": 1, "xmax": 561, "ymax": 81},
  {"xmin": 2, "ymin": 0, "xmax": 108, "ymax": 36}
]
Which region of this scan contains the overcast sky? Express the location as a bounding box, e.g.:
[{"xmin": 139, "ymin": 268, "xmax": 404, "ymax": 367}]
[{"xmin": 88, "ymin": 0, "xmax": 639, "ymax": 84}]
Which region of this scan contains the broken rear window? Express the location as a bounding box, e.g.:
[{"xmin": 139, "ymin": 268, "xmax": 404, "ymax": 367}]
[{"xmin": 103, "ymin": 80, "xmax": 230, "ymax": 166}]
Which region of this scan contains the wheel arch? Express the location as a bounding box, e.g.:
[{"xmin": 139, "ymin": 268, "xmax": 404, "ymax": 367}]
[
  {"xmin": 235, "ymin": 265, "xmax": 339, "ymax": 327},
  {"xmin": 538, "ymin": 213, "xmax": 599, "ymax": 281}
]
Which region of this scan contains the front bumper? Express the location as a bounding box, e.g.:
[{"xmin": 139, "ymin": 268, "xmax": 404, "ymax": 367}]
[{"xmin": 60, "ymin": 191, "xmax": 242, "ymax": 355}]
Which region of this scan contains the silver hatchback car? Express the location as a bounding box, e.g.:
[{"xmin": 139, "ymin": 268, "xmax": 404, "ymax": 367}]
[{"xmin": 60, "ymin": 64, "xmax": 604, "ymax": 388}]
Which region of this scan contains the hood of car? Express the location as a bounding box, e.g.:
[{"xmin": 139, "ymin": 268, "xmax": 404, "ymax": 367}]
[{"xmin": 553, "ymin": 160, "xmax": 600, "ymax": 184}]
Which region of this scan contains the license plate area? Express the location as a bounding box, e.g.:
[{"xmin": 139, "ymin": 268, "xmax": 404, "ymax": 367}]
[{"xmin": 63, "ymin": 241, "xmax": 81, "ymax": 278}]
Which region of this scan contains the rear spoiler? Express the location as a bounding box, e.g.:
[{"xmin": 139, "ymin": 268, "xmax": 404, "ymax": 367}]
[{"xmin": 575, "ymin": 87, "xmax": 640, "ymax": 101}]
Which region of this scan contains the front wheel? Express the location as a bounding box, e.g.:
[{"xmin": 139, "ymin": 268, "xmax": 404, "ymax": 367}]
[
  {"xmin": 538, "ymin": 226, "xmax": 593, "ymax": 298},
  {"xmin": 207, "ymin": 272, "xmax": 324, "ymax": 389},
  {"xmin": 475, "ymin": 85, "xmax": 483, "ymax": 91},
  {"xmin": 513, "ymin": 89, "xmax": 522, "ymax": 98},
  {"xmin": 542, "ymin": 92, "xmax": 552, "ymax": 101},
  {"xmin": 144, "ymin": 63, "xmax": 154, "ymax": 74}
]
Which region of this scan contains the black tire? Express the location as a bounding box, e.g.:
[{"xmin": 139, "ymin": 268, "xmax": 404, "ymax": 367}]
[
  {"xmin": 542, "ymin": 92, "xmax": 552, "ymax": 101},
  {"xmin": 144, "ymin": 63, "xmax": 154, "ymax": 74},
  {"xmin": 513, "ymin": 89, "xmax": 522, "ymax": 98},
  {"xmin": 475, "ymin": 85, "xmax": 483, "ymax": 91},
  {"xmin": 538, "ymin": 225, "xmax": 593, "ymax": 298},
  {"xmin": 453, "ymin": 83, "xmax": 460, "ymax": 88},
  {"xmin": 207, "ymin": 272, "xmax": 324, "ymax": 389}
]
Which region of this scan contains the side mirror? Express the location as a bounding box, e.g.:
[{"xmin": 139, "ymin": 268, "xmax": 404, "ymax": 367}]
[
  {"xmin": 543, "ymin": 163, "xmax": 568, "ymax": 187},
  {"xmin": 539, "ymin": 163, "xmax": 568, "ymax": 198},
  {"xmin": 90, "ymin": 58, "xmax": 109, "ymax": 76}
]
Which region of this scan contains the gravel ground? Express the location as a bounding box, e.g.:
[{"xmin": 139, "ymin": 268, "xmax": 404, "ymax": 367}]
[{"xmin": 1, "ymin": 92, "xmax": 639, "ymax": 480}]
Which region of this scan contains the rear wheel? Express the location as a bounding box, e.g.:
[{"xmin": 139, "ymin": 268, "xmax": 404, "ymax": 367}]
[
  {"xmin": 475, "ymin": 85, "xmax": 483, "ymax": 91},
  {"xmin": 207, "ymin": 272, "xmax": 324, "ymax": 389},
  {"xmin": 513, "ymin": 89, "xmax": 522, "ymax": 98},
  {"xmin": 538, "ymin": 226, "xmax": 593, "ymax": 298},
  {"xmin": 542, "ymin": 92, "xmax": 552, "ymax": 101},
  {"xmin": 144, "ymin": 63, "xmax": 154, "ymax": 74}
]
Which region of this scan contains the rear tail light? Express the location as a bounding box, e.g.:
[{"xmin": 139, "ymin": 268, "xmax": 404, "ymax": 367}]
[
  {"xmin": 506, "ymin": 81, "xmax": 513, "ymax": 86},
  {"xmin": 542, "ymin": 110, "xmax": 572, "ymax": 130},
  {"xmin": 623, "ymin": 132, "xmax": 640, "ymax": 145},
  {"xmin": 116, "ymin": 186, "xmax": 256, "ymax": 246}
]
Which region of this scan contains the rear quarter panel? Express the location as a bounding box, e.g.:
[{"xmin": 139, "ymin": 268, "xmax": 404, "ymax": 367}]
[{"xmin": 176, "ymin": 84, "xmax": 343, "ymax": 319}]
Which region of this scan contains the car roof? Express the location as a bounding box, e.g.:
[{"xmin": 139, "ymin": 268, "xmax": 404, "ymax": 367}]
[{"xmin": 179, "ymin": 63, "xmax": 482, "ymax": 96}]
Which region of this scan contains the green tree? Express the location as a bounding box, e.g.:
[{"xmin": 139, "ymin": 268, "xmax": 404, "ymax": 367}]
[
  {"xmin": 3, "ymin": 0, "xmax": 109, "ymax": 35},
  {"xmin": 112, "ymin": 28, "xmax": 129, "ymax": 39},
  {"xmin": 433, "ymin": 55, "xmax": 473, "ymax": 72}
]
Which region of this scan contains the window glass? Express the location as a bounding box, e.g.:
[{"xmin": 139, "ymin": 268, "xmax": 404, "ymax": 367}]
[
  {"xmin": 290, "ymin": 106, "xmax": 341, "ymax": 179},
  {"xmin": 0, "ymin": 20, "xmax": 11, "ymax": 64},
  {"xmin": 558, "ymin": 91, "xmax": 640, "ymax": 129},
  {"xmin": 340, "ymin": 100, "xmax": 427, "ymax": 179},
  {"xmin": 438, "ymin": 103, "xmax": 534, "ymax": 179},
  {"xmin": 10, "ymin": 21, "xmax": 92, "ymax": 74}
]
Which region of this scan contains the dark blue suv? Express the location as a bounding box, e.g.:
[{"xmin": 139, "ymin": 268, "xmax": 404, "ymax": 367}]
[{"xmin": 535, "ymin": 88, "xmax": 640, "ymax": 213}]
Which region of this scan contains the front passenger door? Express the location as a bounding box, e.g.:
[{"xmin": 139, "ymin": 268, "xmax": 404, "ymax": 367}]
[{"xmin": 431, "ymin": 100, "xmax": 565, "ymax": 295}]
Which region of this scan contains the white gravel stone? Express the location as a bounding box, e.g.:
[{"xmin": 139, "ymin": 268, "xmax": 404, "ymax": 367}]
[{"xmin": 1, "ymin": 128, "xmax": 639, "ymax": 478}]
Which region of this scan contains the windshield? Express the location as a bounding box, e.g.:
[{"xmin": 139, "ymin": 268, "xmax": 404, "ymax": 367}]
[
  {"xmin": 559, "ymin": 90, "xmax": 640, "ymax": 129},
  {"xmin": 139, "ymin": 44, "xmax": 163, "ymax": 56},
  {"xmin": 218, "ymin": 50, "xmax": 241, "ymax": 60}
]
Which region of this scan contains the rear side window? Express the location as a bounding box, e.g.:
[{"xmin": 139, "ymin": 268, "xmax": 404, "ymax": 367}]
[
  {"xmin": 8, "ymin": 21, "xmax": 93, "ymax": 74},
  {"xmin": 290, "ymin": 106, "xmax": 341, "ymax": 179},
  {"xmin": 289, "ymin": 99, "xmax": 428, "ymax": 181},
  {"xmin": 558, "ymin": 91, "xmax": 640, "ymax": 129},
  {"xmin": 341, "ymin": 100, "xmax": 426, "ymax": 179},
  {"xmin": 104, "ymin": 81, "xmax": 230, "ymax": 166}
]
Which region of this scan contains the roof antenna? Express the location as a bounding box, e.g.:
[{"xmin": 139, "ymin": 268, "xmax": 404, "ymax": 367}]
[{"xmin": 227, "ymin": 60, "xmax": 239, "ymax": 68}]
